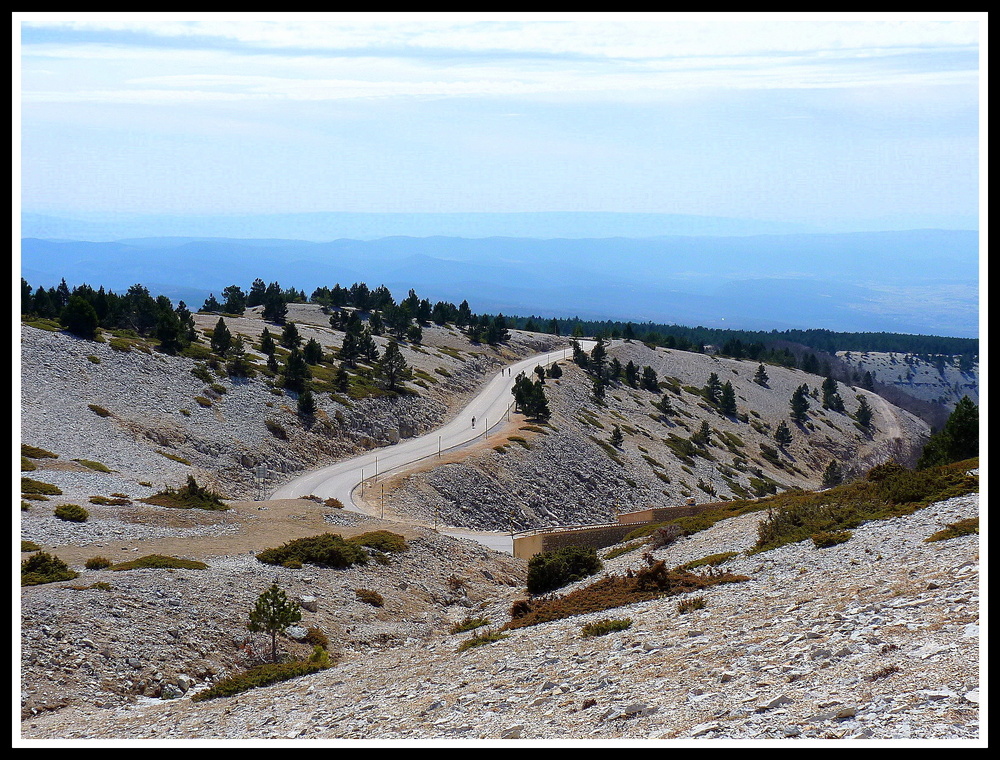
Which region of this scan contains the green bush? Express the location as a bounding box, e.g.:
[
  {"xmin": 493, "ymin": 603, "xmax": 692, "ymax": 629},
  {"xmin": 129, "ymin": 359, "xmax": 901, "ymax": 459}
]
[
  {"xmin": 581, "ymin": 618, "xmax": 632, "ymax": 637},
  {"xmin": 140, "ymin": 476, "xmax": 227, "ymax": 511},
  {"xmin": 457, "ymin": 630, "xmax": 509, "ymax": 652},
  {"xmin": 678, "ymin": 552, "xmax": 739, "ymax": 571},
  {"xmin": 21, "ymin": 541, "xmax": 42, "ymax": 552},
  {"xmin": 21, "ymin": 444, "xmax": 58, "ymax": 459},
  {"xmin": 21, "ymin": 457, "xmax": 36, "ymax": 472},
  {"xmin": 450, "ymin": 616, "xmax": 489, "ymax": 634},
  {"xmin": 85, "ymin": 556, "xmax": 113, "ymax": 570},
  {"xmin": 349, "ymin": 530, "xmax": 408, "ymax": 553},
  {"xmin": 22, "ymin": 552, "xmax": 79, "ymax": 586},
  {"xmin": 753, "ymin": 459, "xmax": 978, "ymax": 553},
  {"xmin": 526, "ymin": 546, "xmax": 602, "ymax": 595},
  {"xmin": 256, "ymin": 533, "xmax": 369, "ymax": 569},
  {"xmin": 75, "ymin": 459, "xmax": 111, "ymax": 473},
  {"xmin": 21, "ymin": 478, "xmax": 62, "ymax": 496},
  {"xmin": 110, "ymin": 555, "xmax": 208, "ymax": 571},
  {"xmin": 811, "ymin": 530, "xmax": 853, "ymax": 548},
  {"xmin": 89, "ymin": 495, "xmax": 131, "ymax": 506},
  {"xmin": 926, "ymin": 517, "xmax": 979, "ymax": 543},
  {"xmin": 191, "ymin": 660, "xmax": 328, "ymax": 702},
  {"xmin": 54, "ymin": 504, "xmax": 90, "ymax": 522}
]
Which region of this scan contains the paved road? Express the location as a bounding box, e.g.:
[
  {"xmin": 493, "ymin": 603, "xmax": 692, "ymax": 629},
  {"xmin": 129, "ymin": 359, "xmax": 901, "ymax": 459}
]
[{"xmin": 270, "ymin": 342, "xmax": 594, "ymax": 552}]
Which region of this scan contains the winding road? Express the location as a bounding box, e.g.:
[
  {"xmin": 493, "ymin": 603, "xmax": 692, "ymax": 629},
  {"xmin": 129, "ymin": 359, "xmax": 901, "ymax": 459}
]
[{"xmin": 270, "ymin": 342, "xmax": 593, "ymax": 552}]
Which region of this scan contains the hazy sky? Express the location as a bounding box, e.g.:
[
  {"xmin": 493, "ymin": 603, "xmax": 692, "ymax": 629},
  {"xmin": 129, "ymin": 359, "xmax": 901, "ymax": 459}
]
[{"xmin": 16, "ymin": 13, "xmax": 983, "ymax": 229}]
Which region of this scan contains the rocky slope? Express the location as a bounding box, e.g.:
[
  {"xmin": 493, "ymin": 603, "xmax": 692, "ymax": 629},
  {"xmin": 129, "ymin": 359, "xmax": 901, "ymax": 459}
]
[
  {"xmin": 385, "ymin": 341, "xmax": 929, "ymax": 532},
  {"xmin": 21, "ymin": 316, "xmax": 979, "ymax": 743},
  {"xmin": 20, "ymin": 309, "xmax": 561, "ymax": 501},
  {"xmin": 20, "ymin": 490, "xmax": 980, "ymax": 741},
  {"xmin": 836, "ymin": 350, "xmax": 979, "ymax": 409}
]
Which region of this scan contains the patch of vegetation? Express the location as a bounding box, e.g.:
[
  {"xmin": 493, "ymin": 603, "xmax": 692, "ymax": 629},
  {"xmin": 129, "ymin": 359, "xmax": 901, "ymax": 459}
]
[
  {"xmin": 526, "ymin": 546, "xmax": 602, "ymax": 595},
  {"xmin": 140, "ymin": 476, "xmax": 227, "ymax": 510},
  {"xmin": 21, "ymin": 478, "xmax": 63, "ymax": 496},
  {"xmin": 21, "ymin": 541, "xmax": 42, "ymax": 552},
  {"xmin": 678, "ymin": 551, "xmax": 739, "ymax": 571},
  {"xmin": 926, "ymin": 517, "xmax": 979, "ymax": 543},
  {"xmin": 85, "ymin": 556, "xmax": 114, "ymax": 570},
  {"xmin": 865, "ymin": 664, "xmax": 902, "ymax": 682},
  {"xmin": 88, "ymin": 403, "xmax": 112, "ymax": 417},
  {"xmin": 450, "ymin": 616, "xmax": 490, "ymax": 634},
  {"xmin": 54, "ymin": 504, "xmax": 89, "ymax": 522},
  {"xmin": 508, "ymin": 435, "xmax": 531, "ymax": 449},
  {"xmin": 265, "ymin": 419, "xmax": 288, "ymax": 440},
  {"xmin": 811, "ymin": 530, "xmax": 853, "ymax": 548},
  {"xmin": 194, "ymin": 396, "xmax": 213, "ymax": 408},
  {"xmin": 324, "ymin": 497, "xmax": 345, "ymax": 509},
  {"xmin": 507, "ymin": 558, "xmax": 747, "ymax": 630},
  {"xmin": 350, "ymin": 530, "xmax": 408, "ymax": 554},
  {"xmin": 110, "ymin": 555, "xmax": 209, "ymax": 571},
  {"xmin": 678, "ymin": 596, "xmax": 707, "ymax": 614},
  {"xmin": 457, "ymin": 629, "xmax": 509, "ymax": 652},
  {"xmin": 355, "ymin": 588, "xmax": 384, "ymax": 607},
  {"xmin": 603, "ymin": 541, "xmax": 645, "ymax": 560},
  {"xmin": 22, "ymin": 552, "xmax": 79, "ymax": 586},
  {"xmin": 191, "ymin": 660, "xmax": 329, "ymax": 702},
  {"xmin": 257, "ymin": 533, "xmax": 369, "ymax": 569},
  {"xmin": 581, "ymin": 617, "xmax": 632, "ymax": 637},
  {"xmin": 87, "ymin": 354, "xmax": 101, "ymax": 364},
  {"xmin": 21, "ymin": 444, "xmax": 58, "ymax": 459},
  {"xmin": 21, "ymin": 457, "xmax": 36, "ymax": 472},
  {"xmin": 753, "ymin": 459, "xmax": 978, "ymax": 553},
  {"xmin": 75, "ymin": 459, "xmax": 112, "ymax": 473},
  {"xmin": 89, "ymin": 495, "xmax": 131, "ymax": 505}
]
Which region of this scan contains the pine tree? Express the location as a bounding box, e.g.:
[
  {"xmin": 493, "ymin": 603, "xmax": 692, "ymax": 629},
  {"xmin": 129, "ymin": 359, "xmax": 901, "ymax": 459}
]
[
  {"xmin": 720, "ymin": 380, "xmax": 737, "ymax": 416},
  {"xmin": 210, "ymin": 317, "xmax": 233, "ymax": 356},
  {"xmin": 790, "ymin": 384, "xmax": 810, "ymax": 424},
  {"xmin": 774, "ymin": 420, "xmax": 793, "ymax": 448},
  {"xmin": 226, "ymin": 335, "xmax": 256, "ymax": 378},
  {"xmin": 282, "ymin": 348, "xmax": 311, "ymax": 394},
  {"xmin": 303, "ymin": 337, "xmax": 324, "ymax": 365},
  {"xmin": 60, "ymin": 295, "xmax": 100, "ymax": 340},
  {"xmin": 821, "ymin": 460, "xmax": 843, "ymax": 488},
  {"xmin": 822, "ymin": 376, "xmax": 845, "ymax": 412},
  {"xmin": 221, "ymin": 285, "xmax": 246, "ymax": 315},
  {"xmin": 376, "ymin": 340, "xmax": 410, "ymax": 392},
  {"xmin": 247, "ymin": 583, "xmax": 302, "ymax": 663},
  {"xmin": 705, "ymin": 372, "xmax": 722, "ymax": 405},
  {"xmin": 917, "ymin": 396, "xmax": 979, "ymax": 468},
  {"xmin": 281, "ymin": 322, "xmax": 302, "ymax": 349},
  {"xmin": 754, "ymin": 364, "xmax": 769, "ymax": 386},
  {"xmin": 259, "ymin": 328, "xmax": 276, "ymax": 357},
  {"xmin": 546, "ymin": 362, "xmax": 562, "ymax": 379},
  {"xmin": 855, "ymin": 395, "xmax": 873, "ymax": 429},
  {"xmin": 201, "ymin": 293, "xmax": 222, "ymax": 313},
  {"xmin": 609, "ymin": 425, "xmax": 624, "ymax": 448},
  {"xmin": 297, "ymin": 389, "xmax": 317, "ymax": 419},
  {"xmin": 641, "ymin": 366, "xmax": 659, "ymax": 392}
]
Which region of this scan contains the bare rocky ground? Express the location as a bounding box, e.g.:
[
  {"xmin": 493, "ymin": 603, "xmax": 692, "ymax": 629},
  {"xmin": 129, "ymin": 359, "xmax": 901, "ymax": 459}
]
[
  {"xmin": 836, "ymin": 351, "xmax": 979, "ymax": 409},
  {"xmin": 18, "ymin": 317, "xmax": 980, "ymax": 743},
  {"xmin": 19, "ymin": 491, "xmax": 980, "ymax": 743}
]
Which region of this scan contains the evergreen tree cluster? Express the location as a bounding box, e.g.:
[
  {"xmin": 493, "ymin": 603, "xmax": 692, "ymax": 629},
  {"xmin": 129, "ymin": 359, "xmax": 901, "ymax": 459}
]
[{"xmin": 23, "ymin": 278, "xmax": 199, "ymax": 355}]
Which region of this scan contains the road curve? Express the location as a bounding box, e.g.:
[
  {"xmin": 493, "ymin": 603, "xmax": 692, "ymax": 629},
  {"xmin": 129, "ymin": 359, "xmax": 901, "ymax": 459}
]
[{"xmin": 270, "ymin": 342, "xmax": 594, "ymax": 536}]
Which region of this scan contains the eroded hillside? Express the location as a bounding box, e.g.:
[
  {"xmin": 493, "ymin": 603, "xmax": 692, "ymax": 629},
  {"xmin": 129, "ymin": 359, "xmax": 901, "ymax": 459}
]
[{"xmin": 384, "ymin": 340, "xmax": 929, "ymax": 531}]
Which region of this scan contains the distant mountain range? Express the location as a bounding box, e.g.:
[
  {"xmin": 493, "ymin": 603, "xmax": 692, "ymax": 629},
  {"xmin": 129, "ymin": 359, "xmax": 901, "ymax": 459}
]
[{"xmin": 20, "ymin": 228, "xmax": 979, "ymax": 338}]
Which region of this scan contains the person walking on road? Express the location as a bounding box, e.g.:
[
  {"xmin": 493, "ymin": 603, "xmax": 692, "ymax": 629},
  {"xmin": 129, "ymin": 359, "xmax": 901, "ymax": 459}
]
[{"xmin": 472, "ymin": 416, "xmax": 476, "ymax": 428}]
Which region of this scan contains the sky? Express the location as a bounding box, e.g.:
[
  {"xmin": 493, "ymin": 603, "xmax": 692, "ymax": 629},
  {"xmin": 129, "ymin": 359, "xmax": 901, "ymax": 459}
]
[{"xmin": 15, "ymin": 12, "xmax": 984, "ymax": 230}]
